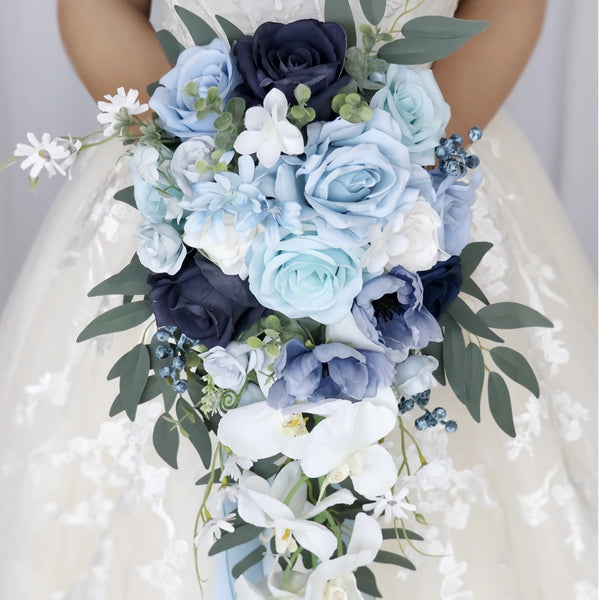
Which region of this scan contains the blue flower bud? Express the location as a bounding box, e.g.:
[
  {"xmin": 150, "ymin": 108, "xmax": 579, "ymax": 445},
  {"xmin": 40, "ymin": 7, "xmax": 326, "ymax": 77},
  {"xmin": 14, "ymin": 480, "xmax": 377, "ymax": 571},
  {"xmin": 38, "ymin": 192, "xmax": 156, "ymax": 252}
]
[
  {"xmin": 465, "ymin": 154, "xmax": 480, "ymax": 169},
  {"xmin": 450, "ymin": 133, "xmax": 463, "ymax": 146},
  {"xmin": 159, "ymin": 366, "xmax": 173, "ymax": 378},
  {"xmin": 415, "ymin": 415, "xmax": 429, "ymax": 431},
  {"xmin": 156, "ymin": 328, "xmax": 171, "ymax": 342},
  {"xmin": 173, "ymin": 379, "xmax": 188, "ymax": 394},
  {"xmin": 432, "ymin": 407, "xmax": 447, "ymax": 421},
  {"xmin": 155, "ymin": 345, "xmax": 174, "ymax": 359},
  {"xmin": 173, "ymin": 355, "xmax": 186, "ymax": 370},
  {"xmin": 468, "ymin": 127, "xmax": 482, "ymax": 142},
  {"xmin": 445, "ymin": 420, "xmax": 458, "ymax": 433}
]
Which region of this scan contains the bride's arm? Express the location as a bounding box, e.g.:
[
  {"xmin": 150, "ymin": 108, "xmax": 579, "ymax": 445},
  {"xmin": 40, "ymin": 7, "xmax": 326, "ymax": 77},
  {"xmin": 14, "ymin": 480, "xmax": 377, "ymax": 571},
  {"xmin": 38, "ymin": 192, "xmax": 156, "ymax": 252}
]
[
  {"xmin": 432, "ymin": 0, "xmax": 546, "ymax": 140},
  {"xmin": 57, "ymin": 0, "xmax": 171, "ymax": 102}
]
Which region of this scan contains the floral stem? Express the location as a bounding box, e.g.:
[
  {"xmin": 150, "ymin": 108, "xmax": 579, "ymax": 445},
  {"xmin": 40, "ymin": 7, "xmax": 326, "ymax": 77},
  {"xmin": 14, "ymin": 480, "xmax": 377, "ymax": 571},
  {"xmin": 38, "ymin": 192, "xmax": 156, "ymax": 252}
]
[{"xmin": 284, "ymin": 474, "xmax": 309, "ymax": 506}]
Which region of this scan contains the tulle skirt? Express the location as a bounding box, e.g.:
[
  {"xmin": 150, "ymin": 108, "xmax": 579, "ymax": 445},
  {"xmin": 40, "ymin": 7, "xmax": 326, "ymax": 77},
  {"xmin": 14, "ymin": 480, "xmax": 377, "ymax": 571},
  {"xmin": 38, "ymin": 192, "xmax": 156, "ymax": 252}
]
[{"xmin": 0, "ymin": 111, "xmax": 596, "ymax": 599}]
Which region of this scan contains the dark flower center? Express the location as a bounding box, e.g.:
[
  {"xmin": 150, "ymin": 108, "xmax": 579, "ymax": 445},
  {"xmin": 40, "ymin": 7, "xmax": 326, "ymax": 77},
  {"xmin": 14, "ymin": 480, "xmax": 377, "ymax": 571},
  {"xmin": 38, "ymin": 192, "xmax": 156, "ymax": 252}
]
[{"xmin": 372, "ymin": 293, "xmax": 404, "ymax": 322}]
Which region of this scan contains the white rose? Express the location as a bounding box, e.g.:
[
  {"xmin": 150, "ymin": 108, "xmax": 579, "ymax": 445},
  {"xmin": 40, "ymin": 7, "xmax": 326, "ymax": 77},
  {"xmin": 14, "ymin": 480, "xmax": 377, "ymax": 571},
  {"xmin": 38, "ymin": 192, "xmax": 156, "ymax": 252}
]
[
  {"xmin": 393, "ymin": 354, "xmax": 439, "ymax": 397},
  {"xmin": 202, "ymin": 345, "xmax": 248, "ymax": 393}
]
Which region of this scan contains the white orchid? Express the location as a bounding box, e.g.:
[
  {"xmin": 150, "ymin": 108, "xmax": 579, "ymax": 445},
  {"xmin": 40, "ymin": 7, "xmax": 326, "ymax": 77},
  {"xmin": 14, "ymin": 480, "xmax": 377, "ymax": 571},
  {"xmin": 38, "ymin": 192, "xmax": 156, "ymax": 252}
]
[
  {"xmin": 217, "ymin": 401, "xmax": 310, "ymax": 461},
  {"xmin": 299, "ymin": 400, "xmax": 398, "ymax": 500},
  {"xmin": 97, "ymin": 87, "xmax": 148, "ymax": 136},
  {"xmin": 235, "ymin": 462, "xmax": 354, "ymax": 562},
  {"xmin": 194, "ymin": 514, "xmax": 235, "ymax": 547},
  {"xmin": 234, "ymin": 88, "xmax": 304, "ymax": 168}
]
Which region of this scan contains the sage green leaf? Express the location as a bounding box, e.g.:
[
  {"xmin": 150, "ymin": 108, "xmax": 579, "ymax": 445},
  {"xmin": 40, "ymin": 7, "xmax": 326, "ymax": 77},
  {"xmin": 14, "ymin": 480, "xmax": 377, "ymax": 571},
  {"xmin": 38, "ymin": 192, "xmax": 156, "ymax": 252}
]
[
  {"xmin": 378, "ymin": 36, "xmax": 470, "ymax": 65},
  {"xmin": 402, "ymin": 16, "xmax": 488, "ymax": 40},
  {"xmin": 360, "ymin": 0, "xmax": 386, "ymax": 25},
  {"xmin": 186, "ymin": 375, "xmax": 206, "ymax": 407},
  {"xmin": 447, "ymin": 296, "xmax": 503, "ymax": 342},
  {"xmin": 488, "ymin": 372, "xmax": 516, "ymax": 437},
  {"xmin": 421, "ymin": 341, "xmax": 445, "ymax": 385},
  {"xmin": 113, "ymin": 186, "xmax": 136, "ymax": 208},
  {"xmin": 153, "ymin": 412, "xmax": 180, "ymax": 468},
  {"xmin": 196, "ymin": 468, "xmax": 222, "ymax": 486},
  {"xmin": 441, "ymin": 315, "xmax": 467, "ymax": 403},
  {"xmin": 176, "ymin": 398, "xmax": 212, "ymax": 469},
  {"xmin": 252, "ymin": 455, "xmax": 284, "ymax": 480},
  {"xmin": 147, "ymin": 81, "xmax": 160, "ymax": 98},
  {"xmin": 77, "ymin": 300, "xmax": 152, "ymax": 342},
  {"xmin": 119, "ymin": 344, "xmax": 151, "ymax": 421},
  {"xmin": 175, "ymin": 6, "xmax": 218, "ymax": 46},
  {"xmin": 490, "ymin": 346, "xmax": 540, "ymax": 397},
  {"xmin": 460, "ymin": 276, "xmax": 489, "ymax": 305},
  {"xmin": 88, "ymin": 254, "xmax": 151, "ymax": 297},
  {"xmin": 478, "ymin": 302, "xmax": 553, "ymax": 329},
  {"xmin": 109, "ymin": 375, "xmax": 161, "ymax": 417},
  {"xmin": 460, "ymin": 241, "xmax": 493, "ymax": 278},
  {"xmin": 381, "ymin": 528, "xmax": 424, "ymax": 541},
  {"xmin": 231, "ymin": 546, "xmax": 267, "ymax": 579},
  {"xmin": 156, "ymin": 30, "xmax": 185, "ymax": 66},
  {"xmin": 215, "ymin": 15, "xmax": 244, "ymax": 45},
  {"xmin": 355, "ymin": 566, "xmax": 382, "ymax": 598},
  {"xmin": 107, "ymin": 350, "xmax": 130, "ymax": 381},
  {"xmin": 324, "ymin": 0, "xmax": 356, "ymax": 47},
  {"xmin": 464, "ymin": 343, "xmax": 484, "ymax": 422},
  {"xmin": 149, "ymin": 334, "xmax": 177, "ymax": 411},
  {"xmin": 209, "ymin": 523, "xmax": 263, "ymax": 556},
  {"xmin": 375, "ymin": 550, "xmax": 416, "ymax": 570}
]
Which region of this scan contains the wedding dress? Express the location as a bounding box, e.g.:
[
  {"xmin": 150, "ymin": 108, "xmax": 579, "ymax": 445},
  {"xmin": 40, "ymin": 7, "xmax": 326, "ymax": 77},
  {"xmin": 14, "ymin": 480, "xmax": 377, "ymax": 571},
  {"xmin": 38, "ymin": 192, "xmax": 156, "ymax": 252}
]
[{"xmin": 0, "ymin": 0, "xmax": 596, "ymax": 598}]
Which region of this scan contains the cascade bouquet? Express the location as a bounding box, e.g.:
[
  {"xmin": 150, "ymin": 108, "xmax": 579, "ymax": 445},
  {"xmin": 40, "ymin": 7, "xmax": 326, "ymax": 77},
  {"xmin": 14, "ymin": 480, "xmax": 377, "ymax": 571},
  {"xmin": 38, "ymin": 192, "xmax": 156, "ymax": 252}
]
[{"xmin": 9, "ymin": 1, "xmax": 553, "ymax": 597}]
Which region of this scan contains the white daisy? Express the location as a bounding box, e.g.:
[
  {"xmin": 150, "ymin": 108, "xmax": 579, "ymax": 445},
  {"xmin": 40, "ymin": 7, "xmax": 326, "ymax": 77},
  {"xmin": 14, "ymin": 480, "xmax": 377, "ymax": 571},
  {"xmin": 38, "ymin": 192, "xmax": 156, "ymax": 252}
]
[
  {"xmin": 363, "ymin": 486, "xmax": 416, "ymax": 523},
  {"xmin": 97, "ymin": 87, "xmax": 148, "ymax": 136},
  {"xmin": 14, "ymin": 132, "xmax": 71, "ymax": 179}
]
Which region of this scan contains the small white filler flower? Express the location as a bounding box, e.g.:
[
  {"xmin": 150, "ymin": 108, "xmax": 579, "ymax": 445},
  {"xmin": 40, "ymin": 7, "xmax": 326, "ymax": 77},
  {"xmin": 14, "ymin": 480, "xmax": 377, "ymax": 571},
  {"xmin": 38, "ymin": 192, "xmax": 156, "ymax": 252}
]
[
  {"xmin": 97, "ymin": 87, "xmax": 149, "ymax": 136},
  {"xmin": 14, "ymin": 132, "xmax": 71, "ymax": 179}
]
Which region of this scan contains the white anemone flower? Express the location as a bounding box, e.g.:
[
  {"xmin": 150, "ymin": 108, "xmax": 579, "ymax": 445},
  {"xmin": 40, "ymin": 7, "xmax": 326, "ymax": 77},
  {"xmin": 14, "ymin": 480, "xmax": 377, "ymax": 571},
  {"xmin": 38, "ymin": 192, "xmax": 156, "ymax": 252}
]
[
  {"xmin": 97, "ymin": 87, "xmax": 148, "ymax": 136},
  {"xmin": 300, "ymin": 400, "xmax": 398, "ymax": 500},
  {"xmin": 14, "ymin": 133, "xmax": 71, "ymax": 179},
  {"xmin": 235, "ymin": 462, "xmax": 354, "ymax": 562},
  {"xmin": 234, "ymin": 88, "xmax": 304, "ymax": 168}
]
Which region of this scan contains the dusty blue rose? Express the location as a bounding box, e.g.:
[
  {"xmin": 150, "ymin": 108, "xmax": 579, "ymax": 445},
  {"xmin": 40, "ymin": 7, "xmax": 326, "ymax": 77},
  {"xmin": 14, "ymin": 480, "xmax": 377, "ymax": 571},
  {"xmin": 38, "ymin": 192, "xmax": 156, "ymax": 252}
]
[
  {"xmin": 371, "ymin": 65, "xmax": 450, "ymax": 166},
  {"xmin": 298, "ymin": 110, "xmax": 415, "ymax": 239},
  {"xmin": 149, "ymin": 39, "xmax": 240, "ymax": 139},
  {"xmin": 267, "ymin": 338, "xmax": 395, "ymax": 408},
  {"xmin": 233, "ymin": 19, "xmax": 351, "ymax": 121},
  {"xmin": 247, "ymin": 230, "xmax": 363, "ymax": 324},
  {"xmin": 352, "ymin": 265, "xmax": 442, "ymax": 361}
]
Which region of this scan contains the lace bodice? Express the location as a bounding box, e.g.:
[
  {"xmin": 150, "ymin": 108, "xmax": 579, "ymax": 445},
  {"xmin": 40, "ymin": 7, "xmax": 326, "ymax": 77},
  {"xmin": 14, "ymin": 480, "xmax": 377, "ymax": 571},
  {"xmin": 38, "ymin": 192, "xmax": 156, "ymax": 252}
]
[{"xmin": 161, "ymin": 0, "xmax": 459, "ymax": 41}]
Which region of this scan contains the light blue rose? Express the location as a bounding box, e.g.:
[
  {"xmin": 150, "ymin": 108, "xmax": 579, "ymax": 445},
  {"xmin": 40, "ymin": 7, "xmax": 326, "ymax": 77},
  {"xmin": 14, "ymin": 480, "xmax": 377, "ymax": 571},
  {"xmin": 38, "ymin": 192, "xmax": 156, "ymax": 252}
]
[
  {"xmin": 371, "ymin": 65, "xmax": 450, "ymax": 166},
  {"xmin": 170, "ymin": 136, "xmax": 218, "ymax": 196},
  {"xmin": 136, "ymin": 222, "xmax": 187, "ymax": 275},
  {"xmin": 298, "ymin": 110, "xmax": 414, "ymax": 240},
  {"xmin": 149, "ymin": 39, "xmax": 240, "ymax": 139},
  {"xmin": 247, "ymin": 230, "xmax": 364, "ymax": 324}
]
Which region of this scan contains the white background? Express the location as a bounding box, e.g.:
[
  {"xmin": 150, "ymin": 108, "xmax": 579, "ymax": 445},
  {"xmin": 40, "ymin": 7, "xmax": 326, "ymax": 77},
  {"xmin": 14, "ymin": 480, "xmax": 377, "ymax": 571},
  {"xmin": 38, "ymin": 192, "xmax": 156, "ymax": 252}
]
[{"xmin": 0, "ymin": 0, "xmax": 597, "ymax": 312}]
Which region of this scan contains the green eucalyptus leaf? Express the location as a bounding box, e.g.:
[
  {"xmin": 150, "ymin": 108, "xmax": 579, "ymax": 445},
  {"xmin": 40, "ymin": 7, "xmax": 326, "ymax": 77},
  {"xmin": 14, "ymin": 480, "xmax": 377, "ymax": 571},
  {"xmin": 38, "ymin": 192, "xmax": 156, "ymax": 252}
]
[
  {"xmin": 460, "ymin": 276, "xmax": 490, "ymax": 305},
  {"xmin": 88, "ymin": 254, "xmax": 151, "ymax": 297},
  {"xmin": 421, "ymin": 341, "xmax": 445, "ymax": 385},
  {"xmin": 464, "ymin": 343, "xmax": 484, "ymax": 422},
  {"xmin": 77, "ymin": 300, "xmax": 152, "ymax": 342},
  {"xmin": 119, "ymin": 344, "xmax": 151, "ymax": 421},
  {"xmin": 113, "ymin": 186, "xmax": 136, "ymax": 208},
  {"xmin": 377, "ymin": 36, "xmax": 468, "ymax": 65},
  {"xmin": 447, "ymin": 296, "xmax": 503, "ymax": 342},
  {"xmin": 231, "ymin": 546, "xmax": 267, "ymax": 579},
  {"xmin": 175, "ymin": 6, "xmax": 218, "ymax": 46},
  {"xmin": 176, "ymin": 398, "xmax": 212, "ymax": 469},
  {"xmin": 324, "ymin": 0, "xmax": 356, "ymax": 47},
  {"xmin": 488, "ymin": 372, "xmax": 516, "ymax": 437},
  {"xmin": 153, "ymin": 412, "xmax": 180, "ymax": 468},
  {"xmin": 252, "ymin": 455, "xmax": 284, "ymax": 480},
  {"xmin": 460, "ymin": 241, "xmax": 493, "ymax": 278},
  {"xmin": 196, "ymin": 468, "xmax": 222, "ymax": 486},
  {"xmin": 374, "ymin": 550, "xmax": 416, "ymax": 570},
  {"xmin": 441, "ymin": 315, "xmax": 467, "ymax": 403},
  {"xmin": 155, "ymin": 30, "xmax": 185, "ymax": 66},
  {"xmin": 109, "ymin": 375, "xmax": 161, "ymax": 417},
  {"xmin": 147, "ymin": 81, "xmax": 160, "ymax": 98},
  {"xmin": 478, "ymin": 302, "xmax": 553, "ymax": 330},
  {"xmin": 355, "ymin": 566, "xmax": 382, "ymax": 598},
  {"xmin": 381, "ymin": 528, "xmax": 424, "ymax": 541},
  {"xmin": 209, "ymin": 523, "xmax": 263, "ymax": 556},
  {"xmin": 490, "ymin": 346, "xmax": 540, "ymax": 397},
  {"xmin": 360, "ymin": 0, "xmax": 387, "ymax": 25},
  {"xmin": 402, "ymin": 16, "xmax": 489, "ymax": 40},
  {"xmin": 215, "ymin": 15, "xmax": 245, "ymax": 45}
]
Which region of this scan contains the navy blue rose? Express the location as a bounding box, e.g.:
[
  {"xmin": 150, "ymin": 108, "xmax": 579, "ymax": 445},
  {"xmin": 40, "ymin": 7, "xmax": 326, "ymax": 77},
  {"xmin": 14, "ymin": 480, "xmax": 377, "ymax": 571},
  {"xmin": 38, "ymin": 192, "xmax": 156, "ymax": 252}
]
[
  {"xmin": 233, "ymin": 19, "xmax": 351, "ymax": 121},
  {"xmin": 418, "ymin": 256, "xmax": 463, "ymax": 319},
  {"xmin": 147, "ymin": 252, "xmax": 266, "ymax": 348},
  {"xmin": 267, "ymin": 338, "xmax": 395, "ymax": 409},
  {"xmin": 352, "ymin": 266, "xmax": 443, "ymax": 362}
]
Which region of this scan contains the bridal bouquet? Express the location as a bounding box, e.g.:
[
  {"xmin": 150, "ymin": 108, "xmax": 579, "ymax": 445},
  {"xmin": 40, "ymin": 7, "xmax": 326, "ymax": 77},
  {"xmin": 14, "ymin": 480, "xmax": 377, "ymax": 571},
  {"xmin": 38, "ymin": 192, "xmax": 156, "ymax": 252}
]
[{"xmin": 10, "ymin": 1, "xmax": 552, "ymax": 597}]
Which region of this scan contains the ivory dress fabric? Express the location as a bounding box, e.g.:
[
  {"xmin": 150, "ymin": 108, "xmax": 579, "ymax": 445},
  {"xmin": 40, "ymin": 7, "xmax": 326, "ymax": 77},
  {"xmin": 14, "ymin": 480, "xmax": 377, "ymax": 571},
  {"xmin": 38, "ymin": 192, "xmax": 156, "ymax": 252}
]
[{"xmin": 0, "ymin": 1, "xmax": 596, "ymax": 598}]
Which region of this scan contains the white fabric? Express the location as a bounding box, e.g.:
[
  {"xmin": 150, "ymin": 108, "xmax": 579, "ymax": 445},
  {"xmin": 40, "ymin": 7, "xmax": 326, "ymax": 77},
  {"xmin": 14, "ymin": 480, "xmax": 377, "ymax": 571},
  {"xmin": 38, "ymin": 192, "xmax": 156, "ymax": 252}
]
[{"xmin": 0, "ymin": 1, "xmax": 596, "ymax": 598}]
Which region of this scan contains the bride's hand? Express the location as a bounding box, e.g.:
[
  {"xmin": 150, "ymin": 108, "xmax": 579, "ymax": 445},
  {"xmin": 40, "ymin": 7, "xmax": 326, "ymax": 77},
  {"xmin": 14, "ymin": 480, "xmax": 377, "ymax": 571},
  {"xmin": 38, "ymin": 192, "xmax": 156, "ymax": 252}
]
[
  {"xmin": 57, "ymin": 0, "xmax": 171, "ymax": 103},
  {"xmin": 433, "ymin": 0, "xmax": 546, "ymax": 141}
]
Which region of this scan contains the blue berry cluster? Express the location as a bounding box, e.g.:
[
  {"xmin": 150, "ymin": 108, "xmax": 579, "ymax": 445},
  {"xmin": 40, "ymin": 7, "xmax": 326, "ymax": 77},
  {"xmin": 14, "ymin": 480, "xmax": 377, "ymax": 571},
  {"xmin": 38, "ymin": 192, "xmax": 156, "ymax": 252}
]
[
  {"xmin": 154, "ymin": 327, "xmax": 199, "ymax": 395},
  {"xmin": 399, "ymin": 389, "xmax": 458, "ymax": 433},
  {"xmin": 435, "ymin": 127, "xmax": 482, "ymax": 178}
]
